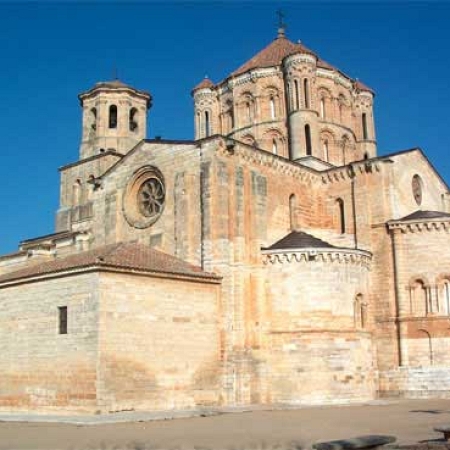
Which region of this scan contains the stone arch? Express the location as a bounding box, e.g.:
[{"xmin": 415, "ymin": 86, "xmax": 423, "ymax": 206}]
[
  {"xmin": 289, "ymin": 194, "xmax": 298, "ymax": 231},
  {"xmin": 87, "ymin": 175, "xmax": 95, "ymax": 200},
  {"xmin": 238, "ymin": 92, "xmax": 256, "ymax": 125},
  {"xmin": 337, "ymin": 93, "xmax": 349, "ymax": 123},
  {"xmin": 436, "ymin": 274, "xmax": 450, "ymax": 315},
  {"xmin": 414, "ymin": 329, "xmax": 433, "ymax": 366},
  {"xmin": 241, "ymin": 134, "xmax": 256, "ymax": 146},
  {"xmin": 340, "ymin": 134, "xmax": 350, "ymax": 165},
  {"xmin": 291, "ymin": 78, "xmax": 301, "ymax": 111},
  {"xmin": 221, "ymin": 99, "xmax": 234, "ymax": 133},
  {"xmin": 317, "ymin": 86, "xmax": 332, "ymax": 120},
  {"xmin": 73, "ymin": 179, "xmax": 82, "ymax": 206},
  {"xmin": 204, "ymin": 109, "xmax": 212, "ymax": 137},
  {"xmin": 263, "ymin": 85, "xmax": 281, "ymax": 120},
  {"xmin": 409, "ymin": 277, "xmax": 430, "ymax": 317},
  {"xmin": 109, "ymin": 104, "xmax": 118, "ymax": 129},
  {"xmin": 320, "ymin": 128, "xmax": 335, "ymax": 162},
  {"xmin": 263, "ymin": 128, "xmax": 286, "ymax": 158},
  {"xmin": 129, "ymin": 107, "xmax": 138, "ymax": 132},
  {"xmin": 354, "ymin": 293, "xmax": 368, "ymax": 329},
  {"xmin": 336, "ymin": 197, "xmax": 345, "ymax": 234}
]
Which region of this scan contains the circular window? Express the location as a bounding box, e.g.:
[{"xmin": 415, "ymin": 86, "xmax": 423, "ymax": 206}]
[
  {"xmin": 123, "ymin": 166, "xmax": 165, "ymax": 228},
  {"xmin": 138, "ymin": 178, "xmax": 165, "ymax": 217},
  {"xmin": 412, "ymin": 174, "xmax": 423, "ymax": 206}
]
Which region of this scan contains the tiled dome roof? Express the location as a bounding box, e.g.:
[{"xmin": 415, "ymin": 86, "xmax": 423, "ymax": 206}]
[
  {"xmin": 230, "ymin": 34, "xmax": 316, "ymax": 77},
  {"xmin": 192, "ymin": 76, "xmax": 215, "ymax": 92}
]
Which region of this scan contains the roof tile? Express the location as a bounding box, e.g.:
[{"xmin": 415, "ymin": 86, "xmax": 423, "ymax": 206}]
[
  {"xmin": 0, "ymin": 242, "xmax": 219, "ymax": 284},
  {"xmin": 231, "ymin": 35, "xmax": 316, "ymax": 77},
  {"xmin": 395, "ymin": 210, "xmax": 450, "ymax": 222},
  {"xmin": 263, "ymin": 231, "xmax": 335, "ymax": 251}
]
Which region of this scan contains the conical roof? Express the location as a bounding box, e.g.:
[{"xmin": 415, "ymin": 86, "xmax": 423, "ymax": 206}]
[
  {"xmin": 192, "ymin": 76, "xmax": 215, "ymax": 93},
  {"xmin": 230, "ymin": 34, "xmax": 316, "ymax": 77},
  {"xmin": 263, "ymin": 231, "xmax": 335, "ymax": 251},
  {"xmin": 78, "ymin": 78, "xmax": 152, "ymax": 106},
  {"xmin": 395, "ymin": 210, "xmax": 450, "ymax": 222}
]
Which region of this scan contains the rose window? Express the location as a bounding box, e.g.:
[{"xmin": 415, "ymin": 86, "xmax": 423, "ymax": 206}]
[
  {"xmin": 138, "ymin": 178, "xmax": 165, "ymax": 217},
  {"xmin": 123, "ymin": 166, "xmax": 166, "ymax": 229}
]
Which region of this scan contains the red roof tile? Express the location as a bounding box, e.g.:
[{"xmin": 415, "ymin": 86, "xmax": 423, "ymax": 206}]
[
  {"xmin": 0, "ymin": 242, "xmax": 220, "ymax": 284},
  {"xmin": 317, "ymin": 58, "xmax": 336, "ymax": 70},
  {"xmin": 231, "ymin": 35, "xmax": 316, "ymax": 77},
  {"xmin": 192, "ymin": 77, "xmax": 215, "ymax": 92},
  {"xmin": 354, "ymin": 80, "xmax": 374, "ymax": 94}
]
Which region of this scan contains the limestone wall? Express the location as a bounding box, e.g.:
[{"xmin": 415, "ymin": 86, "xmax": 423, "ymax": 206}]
[
  {"xmin": 263, "ymin": 249, "xmax": 376, "ymax": 404},
  {"xmin": 0, "ymin": 273, "xmax": 99, "ymax": 411},
  {"xmin": 97, "ymin": 272, "xmax": 221, "ymax": 412},
  {"xmin": 379, "ymin": 366, "xmax": 450, "ymax": 399}
]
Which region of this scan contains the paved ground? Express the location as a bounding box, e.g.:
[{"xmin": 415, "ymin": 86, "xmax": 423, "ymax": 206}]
[{"xmin": 1, "ymin": 399, "xmax": 450, "ymax": 450}]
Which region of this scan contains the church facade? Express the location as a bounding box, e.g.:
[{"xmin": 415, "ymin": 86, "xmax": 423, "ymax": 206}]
[{"xmin": 1, "ymin": 28, "xmax": 450, "ymax": 413}]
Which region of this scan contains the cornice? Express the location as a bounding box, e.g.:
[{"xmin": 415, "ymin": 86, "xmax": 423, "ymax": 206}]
[
  {"xmin": 387, "ymin": 219, "xmax": 450, "ymax": 233},
  {"xmin": 262, "ymin": 247, "xmax": 372, "ymax": 269},
  {"xmin": 321, "ymin": 159, "xmax": 389, "ymax": 184},
  {"xmin": 216, "ymin": 140, "xmax": 321, "ymax": 185}
]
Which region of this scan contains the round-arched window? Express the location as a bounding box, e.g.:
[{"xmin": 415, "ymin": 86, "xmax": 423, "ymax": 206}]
[{"xmin": 412, "ymin": 174, "xmax": 423, "ymax": 206}]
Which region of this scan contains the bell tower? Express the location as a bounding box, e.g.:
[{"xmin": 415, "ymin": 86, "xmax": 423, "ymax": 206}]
[{"xmin": 78, "ymin": 79, "xmax": 152, "ymax": 159}]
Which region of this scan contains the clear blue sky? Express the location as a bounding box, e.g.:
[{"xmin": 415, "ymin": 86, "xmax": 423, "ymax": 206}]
[{"xmin": 1, "ymin": 1, "xmax": 449, "ymax": 254}]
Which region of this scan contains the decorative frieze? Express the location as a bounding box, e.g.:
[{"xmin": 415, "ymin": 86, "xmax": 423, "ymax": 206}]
[
  {"xmin": 387, "ymin": 220, "xmax": 450, "ymax": 234},
  {"xmin": 262, "ymin": 248, "xmax": 372, "ymax": 268}
]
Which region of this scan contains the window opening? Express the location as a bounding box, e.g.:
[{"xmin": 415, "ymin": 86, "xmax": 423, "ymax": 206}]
[
  {"xmin": 58, "ymin": 306, "xmax": 67, "ymax": 335},
  {"xmin": 109, "ymin": 105, "xmax": 117, "ymax": 129}
]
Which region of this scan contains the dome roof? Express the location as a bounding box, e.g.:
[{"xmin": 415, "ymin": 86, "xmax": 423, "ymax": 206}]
[
  {"xmin": 263, "ymin": 231, "xmax": 335, "ymax": 251},
  {"xmin": 230, "ymin": 34, "xmax": 316, "ymax": 78},
  {"xmin": 93, "ymin": 79, "xmax": 131, "ymax": 89},
  {"xmin": 192, "ymin": 76, "xmax": 215, "ymax": 93},
  {"xmin": 78, "ymin": 78, "xmax": 152, "ymax": 106}
]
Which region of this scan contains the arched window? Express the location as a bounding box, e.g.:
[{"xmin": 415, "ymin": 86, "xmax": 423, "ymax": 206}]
[
  {"xmin": 305, "ymin": 124, "xmax": 312, "ymax": 156},
  {"xmin": 364, "ymin": 152, "xmax": 369, "ymax": 160},
  {"xmin": 272, "ymin": 139, "xmax": 278, "ymax": 155},
  {"xmin": 270, "ymin": 97, "xmax": 276, "ymax": 119},
  {"xmin": 289, "ymin": 194, "xmax": 297, "ymax": 230},
  {"xmin": 412, "ymin": 280, "xmax": 428, "ymax": 316},
  {"xmin": 415, "ymin": 329, "xmax": 433, "ymax": 366},
  {"xmin": 323, "ymin": 139, "xmax": 329, "ymax": 162},
  {"xmin": 303, "ymin": 79, "xmax": 310, "ymax": 109},
  {"xmin": 336, "ymin": 198, "xmax": 345, "ymax": 234},
  {"xmin": 320, "ymin": 98, "xmax": 325, "ymax": 119},
  {"xmin": 362, "ymin": 113, "xmax": 368, "ymax": 140},
  {"xmin": 109, "ymin": 105, "xmax": 117, "ymax": 129},
  {"xmin": 294, "ymin": 80, "xmax": 300, "ymax": 110},
  {"xmin": 90, "ymin": 108, "xmax": 97, "ymax": 131},
  {"xmin": 73, "ymin": 179, "xmax": 82, "ymax": 205},
  {"xmin": 438, "ymin": 279, "xmax": 450, "ymax": 315},
  {"xmin": 355, "ymin": 294, "xmax": 367, "ymax": 329},
  {"xmin": 338, "ymin": 102, "xmax": 343, "ymax": 123},
  {"xmin": 129, "ymin": 107, "xmax": 138, "ymax": 132},
  {"xmin": 196, "ymin": 112, "xmax": 201, "ymax": 135},
  {"xmin": 87, "ymin": 175, "xmax": 95, "ymax": 200},
  {"xmin": 205, "ymin": 111, "xmax": 211, "ymax": 137},
  {"xmin": 242, "ymin": 134, "xmax": 255, "ymax": 146}
]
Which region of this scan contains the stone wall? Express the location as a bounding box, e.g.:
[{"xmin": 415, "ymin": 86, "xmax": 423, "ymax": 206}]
[
  {"xmin": 379, "ymin": 366, "xmax": 450, "ymax": 399},
  {"xmin": 0, "ymin": 273, "xmax": 99, "ymax": 411},
  {"xmin": 97, "ymin": 272, "xmax": 221, "ymax": 412},
  {"xmin": 263, "ymin": 249, "xmax": 376, "ymax": 404}
]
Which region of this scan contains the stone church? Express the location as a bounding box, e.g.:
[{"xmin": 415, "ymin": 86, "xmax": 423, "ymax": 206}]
[{"xmin": 1, "ymin": 26, "xmax": 450, "ymax": 413}]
